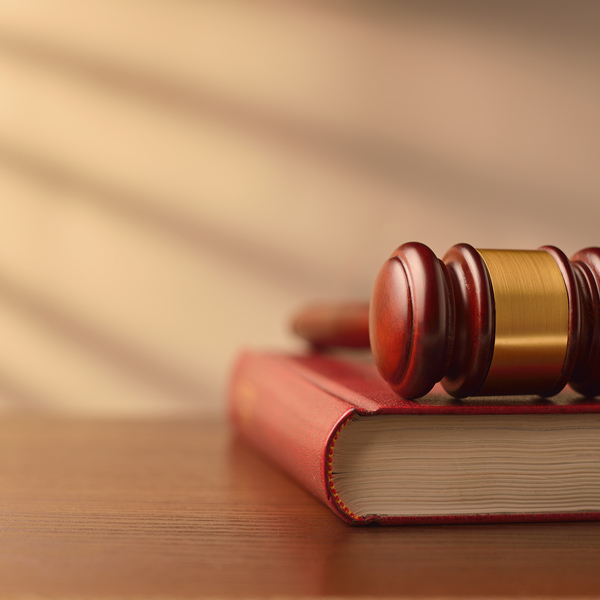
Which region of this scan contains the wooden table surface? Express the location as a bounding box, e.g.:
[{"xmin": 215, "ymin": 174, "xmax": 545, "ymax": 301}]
[{"xmin": 0, "ymin": 417, "xmax": 599, "ymax": 599}]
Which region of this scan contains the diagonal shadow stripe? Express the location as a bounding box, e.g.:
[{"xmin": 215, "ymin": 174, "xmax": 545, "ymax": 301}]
[
  {"xmin": 0, "ymin": 27, "xmax": 590, "ymax": 222},
  {"xmin": 293, "ymin": 0, "xmax": 600, "ymax": 48},
  {"xmin": 0, "ymin": 367, "xmax": 59, "ymax": 411},
  {"xmin": 0, "ymin": 271, "xmax": 217, "ymax": 407},
  {"xmin": 0, "ymin": 142, "xmax": 336, "ymax": 294}
]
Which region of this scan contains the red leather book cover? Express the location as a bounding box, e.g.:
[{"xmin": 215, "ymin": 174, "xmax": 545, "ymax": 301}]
[{"xmin": 228, "ymin": 351, "xmax": 600, "ymax": 525}]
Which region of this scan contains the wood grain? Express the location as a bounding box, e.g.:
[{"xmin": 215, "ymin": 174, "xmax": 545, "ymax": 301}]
[{"xmin": 0, "ymin": 417, "xmax": 599, "ymax": 598}]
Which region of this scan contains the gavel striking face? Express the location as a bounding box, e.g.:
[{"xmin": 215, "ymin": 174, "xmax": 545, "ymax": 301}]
[{"xmin": 292, "ymin": 243, "xmax": 600, "ymax": 399}]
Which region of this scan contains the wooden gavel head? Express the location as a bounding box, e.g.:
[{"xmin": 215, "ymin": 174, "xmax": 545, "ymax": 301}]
[{"xmin": 292, "ymin": 242, "xmax": 600, "ymax": 399}]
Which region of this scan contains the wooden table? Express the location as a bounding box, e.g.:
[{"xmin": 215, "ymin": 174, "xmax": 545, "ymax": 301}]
[{"xmin": 0, "ymin": 417, "xmax": 599, "ymax": 598}]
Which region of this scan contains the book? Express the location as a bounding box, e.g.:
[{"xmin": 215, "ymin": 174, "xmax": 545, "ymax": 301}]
[{"xmin": 228, "ymin": 351, "xmax": 600, "ymax": 525}]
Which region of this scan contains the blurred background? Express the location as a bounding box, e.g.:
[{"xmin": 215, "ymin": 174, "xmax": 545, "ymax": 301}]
[{"xmin": 0, "ymin": 0, "xmax": 599, "ymax": 415}]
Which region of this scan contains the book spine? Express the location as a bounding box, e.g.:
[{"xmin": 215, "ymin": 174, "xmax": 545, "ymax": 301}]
[{"xmin": 228, "ymin": 352, "xmax": 355, "ymax": 519}]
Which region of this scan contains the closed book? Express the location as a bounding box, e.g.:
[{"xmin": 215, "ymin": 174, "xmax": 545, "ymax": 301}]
[{"xmin": 229, "ymin": 351, "xmax": 600, "ymax": 525}]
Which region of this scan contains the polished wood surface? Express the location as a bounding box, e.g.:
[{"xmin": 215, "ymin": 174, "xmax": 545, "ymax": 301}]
[
  {"xmin": 370, "ymin": 242, "xmax": 454, "ymax": 399},
  {"xmin": 1, "ymin": 416, "xmax": 600, "ymax": 598},
  {"xmin": 442, "ymin": 242, "xmax": 494, "ymax": 397}
]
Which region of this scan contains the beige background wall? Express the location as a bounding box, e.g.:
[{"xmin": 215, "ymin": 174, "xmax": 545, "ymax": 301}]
[{"xmin": 0, "ymin": 0, "xmax": 599, "ymax": 415}]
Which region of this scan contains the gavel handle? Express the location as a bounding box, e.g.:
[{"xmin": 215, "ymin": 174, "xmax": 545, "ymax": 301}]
[{"xmin": 291, "ymin": 302, "xmax": 371, "ymax": 348}]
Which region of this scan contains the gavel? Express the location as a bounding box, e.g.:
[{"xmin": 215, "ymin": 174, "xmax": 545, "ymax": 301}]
[{"xmin": 292, "ymin": 243, "xmax": 600, "ymax": 399}]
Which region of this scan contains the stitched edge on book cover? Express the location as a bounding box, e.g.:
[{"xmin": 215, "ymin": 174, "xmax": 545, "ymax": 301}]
[{"xmin": 326, "ymin": 412, "xmax": 365, "ymax": 523}]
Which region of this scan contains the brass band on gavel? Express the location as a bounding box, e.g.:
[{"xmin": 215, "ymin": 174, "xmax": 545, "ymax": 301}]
[{"xmin": 476, "ymin": 249, "xmax": 569, "ymax": 396}]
